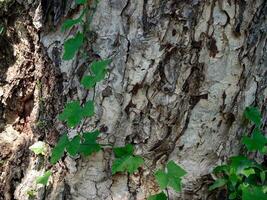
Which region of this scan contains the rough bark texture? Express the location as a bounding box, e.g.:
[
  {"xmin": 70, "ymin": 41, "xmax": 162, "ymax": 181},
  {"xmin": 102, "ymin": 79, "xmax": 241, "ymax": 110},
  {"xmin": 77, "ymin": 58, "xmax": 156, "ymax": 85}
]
[{"xmin": 0, "ymin": 0, "xmax": 266, "ymax": 199}]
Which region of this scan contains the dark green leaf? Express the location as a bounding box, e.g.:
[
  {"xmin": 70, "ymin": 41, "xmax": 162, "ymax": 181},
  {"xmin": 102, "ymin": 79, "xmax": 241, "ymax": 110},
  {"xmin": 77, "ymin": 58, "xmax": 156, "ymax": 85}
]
[
  {"xmin": 81, "ymin": 75, "xmax": 96, "ymax": 89},
  {"xmin": 79, "ymin": 131, "xmax": 101, "ymax": 156},
  {"xmin": 148, "ymin": 192, "xmax": 168, "ymax": 200},
  {"xmin": 91, "ymin": 59, "xmax": 111, "ymax": 81},
  {"xmin": 242, "ymin": 186, "xmax": 267, "ymax": 200},
  {"xmin": 61, "ymin": 11, "xmax": 84, "ymax": 31},
  {"xmin": 59, "ymin": 101, "xmax": 83, "ymax": 128},
  {"xmin": 82, "ymin": 100, "xmax": 94, "ymax": 117},
  {"xmin": 168, "ymin": 177, "xmax": 182, "ymax": 192},
  {"xmin": 63, "ymin": 32, "xmax": 84, "ymax": 60},
  {"xmin": 111, "ymin": 155, "xmax": 144, "ymax": 174},
  {"xmin": 50, "ymin": 134, "xmax": 69, "ymax": 164},
  {"xmin": 213, "ymin": 165, "xmax": 230, "ymax": 175},
  {"xmin": 113, "ymin": 144, "xmax": 134, "ymax": 158},
  {"xmin": 229, "ymin": 192, "xmax": 237, "ymax": 199},
  {"xmin": 208, "ymin": 178, "xmax": 227, "ymax": 191},
  {"xmin": 36, "ymin": 170, "xmax": 52, "ymax": 186},
  {"xmin": 242, "ymin": 129, "xmax": 267, "ymax": 153},
  {"xmin": 244, "ymin": 106, "xmax": 262, "ymax": 127},
  {"xmin": 66, "ymin": 136, "xmax": 80, "ymax": 156},
  {"xmin": 155, "ymin": 169, "xmax": 168, "ymax": 190},
  {"xmin": 75, "ymin": 0, "xmax": 86, "ymax": 4}
]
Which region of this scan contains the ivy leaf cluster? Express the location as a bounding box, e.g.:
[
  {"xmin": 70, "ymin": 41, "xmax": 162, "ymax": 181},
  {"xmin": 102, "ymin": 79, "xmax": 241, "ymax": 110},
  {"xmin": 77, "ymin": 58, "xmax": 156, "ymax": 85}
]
[
  {"xmin": 50, "ymin": 131, "xmax": 101, "ymax": 164},
  {"xmin": 112, "ymin": 144, "xmax": 144, "ymax": 174},
  {"xmin": 210, "ymin": 106, "xmax": 267, "ymax": 200},
  {"xmin": 81, "ymin": 59, "xmax": 112, "ymax": 89},
  {"xmin": 155, "ymin": 161, "xmax": 187, "ymax": 192},
  {"xmin": 63, "ymin": 32, "xmax": 84, "ymax": 60},
  {"xmin": 58, "ymin": 100, "xmax": 94, "ymax": 128}
]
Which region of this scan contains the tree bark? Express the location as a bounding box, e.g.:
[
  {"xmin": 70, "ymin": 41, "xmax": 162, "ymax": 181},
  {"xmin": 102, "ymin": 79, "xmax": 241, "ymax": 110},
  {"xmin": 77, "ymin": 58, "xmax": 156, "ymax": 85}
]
[{"xmin": 0, "ymin": 0, "xmax": 266, "ymax": 199}]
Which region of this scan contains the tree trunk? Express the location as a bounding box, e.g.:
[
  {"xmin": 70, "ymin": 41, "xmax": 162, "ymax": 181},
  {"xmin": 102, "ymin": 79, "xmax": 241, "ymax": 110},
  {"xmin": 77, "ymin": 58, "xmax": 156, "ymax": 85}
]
[{"xmin": 0, "ymin": 0, "xmax": 266, "ymax": 199}]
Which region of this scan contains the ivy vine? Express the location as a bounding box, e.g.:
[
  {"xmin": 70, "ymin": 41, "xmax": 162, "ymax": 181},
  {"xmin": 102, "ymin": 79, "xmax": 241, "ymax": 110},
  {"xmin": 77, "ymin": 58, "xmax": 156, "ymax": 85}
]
[
  {"xmin": 209, "ymin": 106, "xmax": 267, "ymax": 200},
  {"xmin": 29, "ymin": 0, "xmax": 187, "ymax": 199}
]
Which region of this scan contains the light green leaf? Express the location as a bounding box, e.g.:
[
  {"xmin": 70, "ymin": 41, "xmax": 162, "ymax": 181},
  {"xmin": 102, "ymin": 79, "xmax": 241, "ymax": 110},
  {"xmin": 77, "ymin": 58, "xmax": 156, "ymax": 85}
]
[
  {"xmin": 242, "ymin": 128, "xmax": 267, "ymax": 153},
  {"xmin": 36, "ymin": 170, "xmax": 52, "ymax": 186},
  {"xmin": 208, "ymin": 178, "xmax": 227, "ymax": 191},
  {"xmin": 79, "ymin": 131, "xmax": 101, "ymax": 156},
  {"xmin": 240, "ymin": 168, "xmax": 255, "ymax": 177},
  {"xmin": 148, "ymin": 192, "xmax": 168, "ymax": 200},
  {"xmin": 244, "ymin": 106, "xmax": 262, "ymax": 127},
  {"xmin": 113, "ymin": 144, "xmax": 134, "ymax": 158},
  {"xmin": 66, "ymin": 136, "xmax": 80, "ymax": 156},
  {"xmin": 154, "ymin": 161, "xmax": 187, "ymax": 192},
  {"xmin": 29, "ymin": 141, "xmax": 47, "ymax": 155},
  {"xmin": 260, "ymin": 171, "xmax": 266, "ymax": 183},
  {"xmin": 63, "ymin": 32, "xmax": 84, "ymax": 60},
  {"xmin": 167, "ymin": 160, "xmax": 187, "ymax": 178},
  {"xmin": 50, "ymin": 134, "xmax": 69, "ymax": 164},
  {"xmin": 155, "ymin": 169, "xmax": 168, "ymax": 190},
  {"xmin": 111, "ymin": 155, "xmax": 144, "ymax": 174}
]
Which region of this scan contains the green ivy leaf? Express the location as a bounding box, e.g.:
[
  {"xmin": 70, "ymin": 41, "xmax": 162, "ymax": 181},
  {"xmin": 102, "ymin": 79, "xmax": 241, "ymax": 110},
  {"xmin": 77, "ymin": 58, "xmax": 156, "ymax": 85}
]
[
  {"xmin": 208, "ymin": 178, "xmax": 227, "ymax": 191},
  {"xmin": 167, "ymin": 161, "xmax": 187, "ymax": 178},
  {"xmin": 244, "ymin": 106, "xmax": 262, "ymax": 127},
  {"xmin": 154, "ymin": 161, "xmax": 187, "ymax": 192},
  {"xmin": 81, "ymin": 75, "xmax": 96, "ymax": 89},
  {"xmin": 29, "ymin": 141, "xmax": 47, "ymax": 155},
  {"xmin": 36, "ymin": 170, "xmax": 52, "ymax": 186},
  {"xmin": 59, "ymin": 101, "xmax": 83, "ymax": 127},
  {"xmin": 148, "ymin": 192, "xmax": 168, "ymax": 200},
  {"xmin": 242, "ymin": 129, "xmax": 267, "ymax": 153},
  {"xmin": 82, "ymin": 100, "xmax": 94, "ymax": 117},
  {"xmin": 155, "ymin": 169, "xmax": 168, "ymax": 190},
  {"xmin": 229, "ymin": 192, "xmax": 237, "ymax": 199},
  {"xmin": 113, "ymin": 144, "xmax": 134, "ymax": 158},
  {"xmin": 66, "ymin": 136, "xmax": 80, "ymax": 156},
  {"xmin": 75, "ymin": 0, "xmax": 86, "ymax": 4},
  {"xmin": 50, "ymin": 134, "xmax": 69, "ymax": 164},
  {"xmin": 59, "ymin": 100, "xmax": 95, "ymax": 128},
  {"xmin": 79, "ymin": 131, "xmax": 101, "ymax": 156},
  {"xmin": 111, "ymin": 155, "xmax": 144, "ymax": 175},
  {"xmin": 63, "ymin": 32, "xmax": 84, "ymax": 60},
  {"xmin": 91, "ymin": 59, "xmax": 111, "ymax": 81},
  {"xmin": 81, "ymin": 59, "xmax": 111, "ymax": 89},
  {"xmin": 61, "ymin": 11, "xmax": 85, "ymax": 31},
  {"xmin": 242, "ymin": 186, "xmax": 267, "ymax": 200},
  {"xmin": 213, "ymin": 165, "xmax": 230, "ymax": 175},
  {"xmin": 260, "ymin": 171, "xmax": 266, "ymax": 183}
]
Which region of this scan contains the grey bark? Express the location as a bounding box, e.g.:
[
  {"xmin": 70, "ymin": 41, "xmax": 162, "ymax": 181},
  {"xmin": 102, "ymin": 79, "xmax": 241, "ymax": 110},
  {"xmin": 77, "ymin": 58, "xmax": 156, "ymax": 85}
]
[{"xmin": 0, "ymin": 0, "xmax": 266, "ymax": 200}]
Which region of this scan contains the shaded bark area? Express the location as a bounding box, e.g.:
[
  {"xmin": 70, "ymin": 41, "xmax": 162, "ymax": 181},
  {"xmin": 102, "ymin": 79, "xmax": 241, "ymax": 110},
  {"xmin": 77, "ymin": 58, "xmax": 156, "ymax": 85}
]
[{"xmin": 0, "ymin": 0, "xmax": 266, "ymax": 200}]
